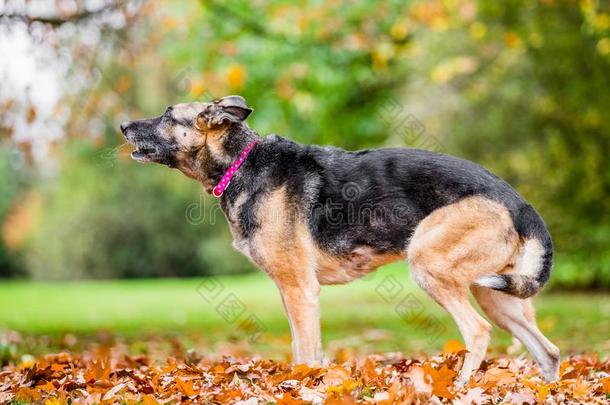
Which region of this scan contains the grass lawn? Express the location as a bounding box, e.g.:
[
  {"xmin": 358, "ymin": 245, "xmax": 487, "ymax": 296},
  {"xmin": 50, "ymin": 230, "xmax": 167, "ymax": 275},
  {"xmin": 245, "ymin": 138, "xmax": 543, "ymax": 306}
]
[{"xmin": 1, "ymin": 264, "xmax": 609, "ymax": 360}]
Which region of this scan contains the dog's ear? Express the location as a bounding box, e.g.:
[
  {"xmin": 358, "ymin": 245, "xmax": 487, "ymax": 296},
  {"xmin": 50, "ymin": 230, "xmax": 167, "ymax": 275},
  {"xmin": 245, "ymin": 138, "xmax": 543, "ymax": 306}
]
[{"xmin": 197, "ymin": 95, "xmax": 253, "ymax": 129}]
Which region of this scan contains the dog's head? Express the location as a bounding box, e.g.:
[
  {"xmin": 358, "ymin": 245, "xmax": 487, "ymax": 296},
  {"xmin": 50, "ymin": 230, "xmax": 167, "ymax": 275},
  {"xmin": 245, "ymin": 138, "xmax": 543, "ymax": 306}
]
[{"xmin": 120, "ymin": 95, "xmax": 253, "ymax": 182}]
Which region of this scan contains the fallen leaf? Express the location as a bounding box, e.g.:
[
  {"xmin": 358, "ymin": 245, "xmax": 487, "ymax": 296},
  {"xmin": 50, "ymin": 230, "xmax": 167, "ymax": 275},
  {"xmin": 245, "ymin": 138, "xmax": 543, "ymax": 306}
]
[
  {"xmin": 442, "ymin": 339, "xmax": 466, "ymax": 355},
  {"xmin": 323, "ymin": 365, "xmax": 352, "ymax": 386},
  {"xmin": 102, "ymin": 382, "xmax": 126, "ymax": 400},
  {"xmin": 535, "ymin": 383, "xmax": 551, "ymax": 401},
  {"xmin": 175, "ymin": 378, "xmax": 197, "ymax": 397},
  {"xmin": 599, "ymin": 376, "xmax": 610, "ymax": 394},
  {"xmin": 453, "ymin": 387, "xmax": 488, "ymax": 405},
  {"xmin": 142, "ymin": 394, "xmax": 161, "ymax": 405},
  {"xmin": 481, "ymin": 366, "xmax": 516, "ymax": 389},
  {"xmin": 424, "ymin": 363, "xmax": 456, "ymax": 399},
  {"xmin": 504, "ymin": 390, "xmax": 537, "ymax": 405},
  {"xmin": 571, "ymin": 377, "xmax": 590, "ymax": 400}
]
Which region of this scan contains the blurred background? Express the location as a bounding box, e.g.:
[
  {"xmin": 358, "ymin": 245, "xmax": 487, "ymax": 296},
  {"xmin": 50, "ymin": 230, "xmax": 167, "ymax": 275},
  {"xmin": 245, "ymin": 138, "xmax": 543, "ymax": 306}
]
[{"xmin": 0, "ymin": 0, "xmax": 608, "ymax": 358}]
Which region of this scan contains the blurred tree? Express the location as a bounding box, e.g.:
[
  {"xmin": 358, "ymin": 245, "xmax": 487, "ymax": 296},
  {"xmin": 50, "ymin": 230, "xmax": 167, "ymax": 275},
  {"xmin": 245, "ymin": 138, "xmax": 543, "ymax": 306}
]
[
  {"xmin": 3, "ymin": 0, "xmax": 422, "ymax": 279},
  {"xmin": 0, "ymin": 0, "xmax": 608, "ymax": 287},
  {"xmin": 25, "ymin": 142, "xmax": 253, "ymax": 279},
  {"xmin": 411, "ymin": 0, "xmax": 610, "ymax": 288},
  {"xmin": 154, "ymin": 0, "xmax": 416, "ymax": 149},
  {"xmin": 0, "ymin": 147, "xmax": 26, "ymax": 277}
]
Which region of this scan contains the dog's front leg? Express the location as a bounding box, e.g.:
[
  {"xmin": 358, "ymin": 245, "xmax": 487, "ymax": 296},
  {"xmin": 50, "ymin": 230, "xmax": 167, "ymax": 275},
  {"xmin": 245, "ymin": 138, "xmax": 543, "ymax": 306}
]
[{"xmin": 274, "ymin": 277, "xmax": 322, "ymax": 365}]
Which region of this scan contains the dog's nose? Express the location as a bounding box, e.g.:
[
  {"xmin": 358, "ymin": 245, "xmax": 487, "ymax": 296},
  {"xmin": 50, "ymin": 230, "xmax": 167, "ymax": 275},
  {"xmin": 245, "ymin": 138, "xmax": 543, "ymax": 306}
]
[{"xmin": 120, "ymin": 121, "xmax": 131, "ymax": 134}]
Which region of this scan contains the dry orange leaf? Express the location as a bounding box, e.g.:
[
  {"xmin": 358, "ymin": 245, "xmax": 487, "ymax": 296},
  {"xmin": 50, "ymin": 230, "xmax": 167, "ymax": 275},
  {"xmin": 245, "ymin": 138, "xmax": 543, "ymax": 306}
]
[
  {"xmin": 424, "ymin": 363, "xmax": 456, "ymax": 399},
  {"xmin": 141, "ymin": 394, "xmax": 161, "ymax": 405},
  {"xmin": 571, "ymin": 377, "xmax": 590, "ymax": 400},
  {"xmin": 325, "ymin": 392, "xmax": 359, "ymax": 405},
  {"xmin": 214, "ymin": 388, "xmax": 243, "ymax": 402},
  {"xmin": 326, "ymin": 378, "xmax": 358, "ymax": 394},
  {"xmin": 442, "ymin": 339, "xmax": 466, "ymax": 355},
  {"xmin": 175, "ymin": 378, "xmax": 198, "ymax": 397},
  {"xmin": 323, "ymin": 365, "xmax": 352, "ymax": 386},
  {"xmin": 290, "ymin": 363, "xmax": 321, "ymax": 380},
  {"xmin": 535, "ymin": 383, "xmax": 551, "ymax": 401},
  {"xmin": 600, "ymin": 376, "xmax": 610, "ymax": 394},
  {"xmin": 361, "ymin": 356, "xmax": 379, "ymax": 384},
  {"xmin": 481, "ymin": 366, "xmax": 516, "ymax": 389},
  {"xmin": 275, "ymin": 391, "xmax": 310, "ymax": 405},
  {"xmin": 85, "ymin": 359, "xmax": 111, "ymax": 382}
]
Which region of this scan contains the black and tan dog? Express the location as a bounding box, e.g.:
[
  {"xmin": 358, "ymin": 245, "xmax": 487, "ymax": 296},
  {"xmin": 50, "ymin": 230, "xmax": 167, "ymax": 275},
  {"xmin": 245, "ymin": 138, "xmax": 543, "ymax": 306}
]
[{"xmin": 121, "ymin": 95, "xmax": 560, "ymax": 385}]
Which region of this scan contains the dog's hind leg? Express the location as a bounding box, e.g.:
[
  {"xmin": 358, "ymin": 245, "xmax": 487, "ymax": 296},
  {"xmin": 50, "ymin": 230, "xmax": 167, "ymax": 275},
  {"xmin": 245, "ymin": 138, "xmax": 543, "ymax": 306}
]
[
  {"xmin": 410, "ymin": 265, "xmax": 492, "ymax": 386},
  {"xmin": 471, "ymin": 285, "xmax": 560, "ymax": 381},
  {"xmin": 407, "ymin": 196, "xmax": 520, "ymax": 386}
]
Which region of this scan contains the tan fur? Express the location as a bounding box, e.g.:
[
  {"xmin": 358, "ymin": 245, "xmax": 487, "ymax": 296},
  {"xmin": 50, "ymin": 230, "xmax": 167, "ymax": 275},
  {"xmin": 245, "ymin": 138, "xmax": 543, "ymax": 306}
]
[
  {"xmin": 233, "ymin": 187, "xmax": 322, "ymax": 364},
  {"xmin": 408, "ymin": 196, "xmax": 519, "ymax": 286},
  {"xmin": 314, "ymin": 247, "xmax": 405, "ymax": 285},
  {"xmin": 407, "ymin": 196, "xmax": 520, "ymax": 385},
  {"xmin": 167, "ymin": 103, "xmax": 207, "ymax": 150},
  {"xmin": 158, "ymin": 102, "xmax": 236, "ymax": 189}
]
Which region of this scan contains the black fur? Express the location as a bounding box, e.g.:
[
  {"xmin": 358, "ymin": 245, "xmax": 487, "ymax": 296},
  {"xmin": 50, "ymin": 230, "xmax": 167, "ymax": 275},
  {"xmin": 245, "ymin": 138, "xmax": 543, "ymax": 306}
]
[{"xmin": 221, "ymin": 128, "xmax": 553, "ymax": 284}]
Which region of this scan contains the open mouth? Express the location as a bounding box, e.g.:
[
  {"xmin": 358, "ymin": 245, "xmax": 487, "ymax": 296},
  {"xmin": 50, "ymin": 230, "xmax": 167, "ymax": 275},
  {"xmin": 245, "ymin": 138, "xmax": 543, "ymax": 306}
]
[{"xmin": 131, "ymin": 146, "xmax": 157, "ymax": 162}]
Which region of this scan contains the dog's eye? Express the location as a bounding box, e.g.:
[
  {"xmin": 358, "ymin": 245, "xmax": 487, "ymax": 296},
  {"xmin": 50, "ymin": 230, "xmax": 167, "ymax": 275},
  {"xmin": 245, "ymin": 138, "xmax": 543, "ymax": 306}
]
[{"xmin": 183, "ymin": 132, "xmax": 187, "ymax": 137}]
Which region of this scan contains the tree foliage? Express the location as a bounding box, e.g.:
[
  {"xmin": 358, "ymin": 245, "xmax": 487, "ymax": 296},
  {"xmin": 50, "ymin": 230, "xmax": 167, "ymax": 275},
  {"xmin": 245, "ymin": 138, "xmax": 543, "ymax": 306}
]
[{"xmin": 0, "ymin": 0, "xmax": 608, "ymax": 287}]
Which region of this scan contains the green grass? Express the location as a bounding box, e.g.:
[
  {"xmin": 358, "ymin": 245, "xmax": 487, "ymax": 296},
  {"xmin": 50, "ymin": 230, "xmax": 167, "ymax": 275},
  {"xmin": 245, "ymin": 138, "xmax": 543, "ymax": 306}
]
[{"xmin": 0, "ymin": 264, "xmax": 608, "ymax": 359}]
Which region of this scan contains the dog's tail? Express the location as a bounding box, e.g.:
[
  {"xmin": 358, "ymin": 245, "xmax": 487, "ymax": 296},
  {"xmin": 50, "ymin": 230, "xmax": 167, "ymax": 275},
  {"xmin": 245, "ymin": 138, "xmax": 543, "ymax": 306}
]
[{"xmin": 475, "ymin": 204, "xmax": 553, "ymax": 298}]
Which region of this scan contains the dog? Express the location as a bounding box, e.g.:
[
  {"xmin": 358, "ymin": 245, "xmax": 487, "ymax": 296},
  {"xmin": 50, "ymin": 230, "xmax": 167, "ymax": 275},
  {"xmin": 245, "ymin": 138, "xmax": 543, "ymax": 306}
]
[{"xmin": 121, "ymin": 95, "xmax": 560, "ymax": 385}]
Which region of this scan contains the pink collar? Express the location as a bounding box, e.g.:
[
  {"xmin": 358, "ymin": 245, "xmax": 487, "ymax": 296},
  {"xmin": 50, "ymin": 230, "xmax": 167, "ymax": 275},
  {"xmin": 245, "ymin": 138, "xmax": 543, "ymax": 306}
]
[{"xmin": 212, "ymin": 140, "xmax": 258, "ymax": 197}]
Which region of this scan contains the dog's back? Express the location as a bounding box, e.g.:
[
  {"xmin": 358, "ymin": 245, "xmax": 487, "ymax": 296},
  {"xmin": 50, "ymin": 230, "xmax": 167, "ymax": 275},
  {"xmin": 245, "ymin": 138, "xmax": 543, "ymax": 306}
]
[{"xmin": 252, "ymin": 136, "xmax": 552, "ymax": 299}]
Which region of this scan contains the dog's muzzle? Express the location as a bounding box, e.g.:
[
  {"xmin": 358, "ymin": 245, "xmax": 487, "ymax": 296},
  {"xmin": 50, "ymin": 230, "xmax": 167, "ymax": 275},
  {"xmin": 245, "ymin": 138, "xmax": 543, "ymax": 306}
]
[{"xmin": 120, "ymin": 121, "xmax": 159, "ymax": 163}]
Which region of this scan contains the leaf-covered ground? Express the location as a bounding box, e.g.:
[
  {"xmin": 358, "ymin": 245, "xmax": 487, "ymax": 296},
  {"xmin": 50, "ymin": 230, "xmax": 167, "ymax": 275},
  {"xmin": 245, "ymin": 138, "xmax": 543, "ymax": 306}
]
[
  {"xmin": 1, "ymin": 339, "xmax": 608, "ymax": 404},
  {"xmin": 1, "ymin": 274, "xmax": 608, "ymax": 403}
]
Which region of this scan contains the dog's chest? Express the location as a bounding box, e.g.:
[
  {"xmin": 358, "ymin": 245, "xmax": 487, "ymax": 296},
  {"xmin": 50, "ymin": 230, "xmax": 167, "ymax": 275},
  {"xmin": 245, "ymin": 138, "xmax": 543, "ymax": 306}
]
[
  {"xmin": 224, "ymin": 191, "xmax": 407, "ymax": 282},
  {"xmin": 231, "ymin": 233, "xmax": 256, "ymax": 263},
  {"xmin": 223, "ymin": 195, "xmax": 262, "ymax": 265}
]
